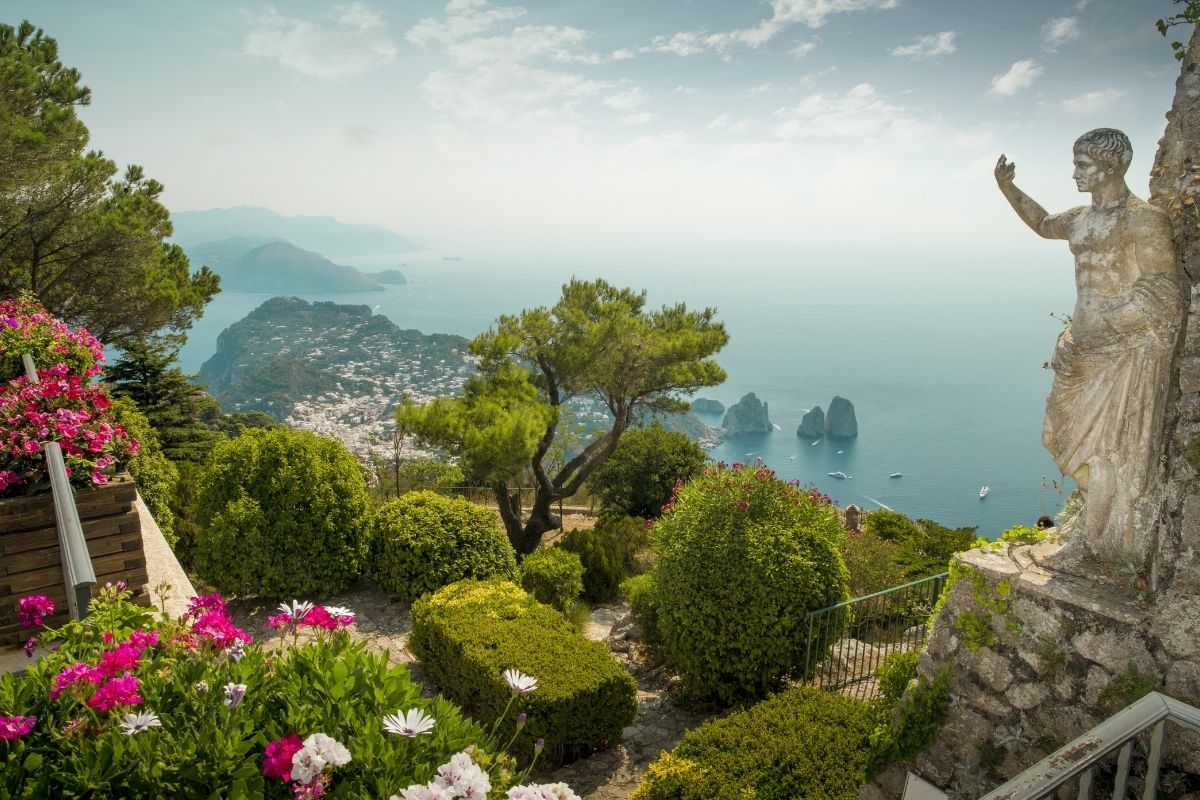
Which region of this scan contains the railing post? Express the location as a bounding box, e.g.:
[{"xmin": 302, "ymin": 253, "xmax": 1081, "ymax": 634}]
[{"xmin": 21, "ymin": 353, "xmax": 96, "ymax": 620}]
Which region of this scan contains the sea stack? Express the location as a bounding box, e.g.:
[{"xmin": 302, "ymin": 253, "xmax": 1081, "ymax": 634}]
[
  {"xmin": 824, "ymin": 396, "xmax": 858, "ymax": 439},
  {"xmin": 722, "ymin": 392, "xmax": 772, "ymax": 436},
  {"xmin": 796, "ymin": 406, "xmax": 825, "ymax": 438},
  {"xmin": 692, "ymin": 397, "xmax": 725, "ymax": 415}
]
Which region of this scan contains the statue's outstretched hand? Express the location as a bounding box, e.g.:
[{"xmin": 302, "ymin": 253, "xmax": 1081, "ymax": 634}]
[{"xmin": 995, "ymin": 155, "xmax": 1016, "ymax": 187}]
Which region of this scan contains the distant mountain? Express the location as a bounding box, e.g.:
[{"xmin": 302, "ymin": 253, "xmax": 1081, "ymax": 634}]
[
  {"xmin": 369, "ymin": 269, "xmax": 408, "ymax": 285},
  {"xmin": 170, "ymin": 206, "xmax": 425, "ymax": 258},
  {"xmin": 191, "ymin": 240, "xmax": 385, "ymax": 293}
]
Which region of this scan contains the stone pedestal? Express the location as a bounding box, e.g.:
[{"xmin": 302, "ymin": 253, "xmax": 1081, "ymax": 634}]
[{"xmin": 863, "ymin": 543, "xmax": 1200, "ymax": 800}]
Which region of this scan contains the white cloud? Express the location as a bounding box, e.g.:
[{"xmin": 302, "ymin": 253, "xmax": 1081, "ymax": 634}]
[
  {"xmin": 771, "ymin": 83, "xmax": 932, "ymax": 143},
  {"xmin": 407, "ymin": 0, "xmax": 526, "ymax": 45},
  {"xmin": 1060, "ymin": 89, "xmax": 1127, "ymax": 114},
  {"xmin": 1042, "ymin": 17, "xmax": 1080, "ymax": 50},
  {"xmin": 674, "ymin": 84, "xmax": 698, "ymax": 95},
  {"xmin": 709, "ymin": 114, "xmax": 755, "ymax": 134},
  {"xmin": 610, "ymin": 48, "xmax": 636, "ymax": 60},
  {"xmin": 243, "ymin": 3, "xmax": 398, "ymax": 79},
  {"xmin": 890, "ymin": 31, "xmax": 957, "ymax": 60},
  {"xmin": 644, "ymin": 0, "xmax": 896, "ymax": 56},
  {"xmin": 619, "ymin": 112, "xmax": 656, "ymax": 126},
  {"xmin": 989, "ymin": 60, "xmax": 1042, "ymax": 96},
  {"xmin": 603, "ymin": 87, "xmax": 649, "ymax": 112},
  {"xmin": 789, "ymin": 40, "xmax": 819, "ymax": 58}
]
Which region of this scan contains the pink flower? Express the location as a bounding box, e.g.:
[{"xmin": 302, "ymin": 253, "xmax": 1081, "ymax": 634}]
[
  {"xmin": 17, "ymin": 595, "xmax": 55, "ymax": 629},
  {"xmin": 86, "ymin": 673, "xmax": 142, "ymax": 712},
  {"xmin": 101, "ymin": 631, "xmax": 115, "ymax": 645},
  {"xmin": 97, "ymin": 643, "xmax": 142, "ymax": 678},
  {"xmin": 23, "ymin": 638, "xmax": 36, "ymax": 657},
  {"xmin": 128, "ymin": 629, "xmax": 159, "ymax": 649},
  {"xmin": 185, "ymin": 593, "xmax": 227, "ymax": 619},
  {"xmin": 190, "ymin": 610, "xmax": 252, "ymax": 650},
  {"xmin": 263, "ymin": 733, "xmax": 304, "ymax": 781},
  {"xmin": 735, "ymin": 500, "xmax": 750, "ymax": 512},
  {"xmin": 0, "ymin": 715, "xmax": 36, "ymax": 742},
  {"xmin": 50, "ymin": 662, "xmax": 103, "ymax": 699}
]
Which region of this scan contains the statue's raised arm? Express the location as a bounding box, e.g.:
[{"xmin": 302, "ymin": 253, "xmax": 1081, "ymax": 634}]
[{"xmin": 994, "ymin": 155, "xmax": 1064, "ymax": 240}]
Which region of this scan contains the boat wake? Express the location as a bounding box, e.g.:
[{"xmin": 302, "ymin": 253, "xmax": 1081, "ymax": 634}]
[{"xmin": 861, "ymin": 495, "xmax": 894, "ymax": 511}]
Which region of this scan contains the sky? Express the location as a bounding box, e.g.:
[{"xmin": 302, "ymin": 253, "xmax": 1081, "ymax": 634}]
[{"xmin": 5, "ymin": 0, "xmax": 1188, "ymax": 259}]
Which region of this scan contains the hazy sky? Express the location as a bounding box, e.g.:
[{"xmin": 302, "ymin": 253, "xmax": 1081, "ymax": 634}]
[{"xmin": 6, "ymin": 0, "xmax": 1186, "ymax": 256}]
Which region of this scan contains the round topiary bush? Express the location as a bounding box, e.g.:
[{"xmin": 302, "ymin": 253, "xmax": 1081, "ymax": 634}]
[
  {"xmin": 193, "ymin": 427, "xmax": 371, "ymax": 598},
  {"xmin": 653, "ymin": 462, "xmax": 850, "ymax": 704},
  {"xmin": 369, "ymin": 490, "xmax": 518, "ymax": 602},
  {"xmin": 587, "ymin": 422, "xmax": 707, "ymax": 518},
  {"xmin": 559, "ymin": 525, "xmax": 626, "ymax": 603},
  {"xmin": 520, "ymin": 546, "xmax": 584, "ymax": 611}
]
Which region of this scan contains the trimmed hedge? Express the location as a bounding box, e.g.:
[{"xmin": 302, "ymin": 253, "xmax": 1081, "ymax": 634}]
[
  {"xmin": 410, "ymin": 579, "xmax": 638, "ymax": 766},
  {"xmin": 520, "ymin": 546, "xmax": 584, "ymax": 611},
  {"xmin": 369, "ymin": 490, "xmax": 518, "ymax": 602},
  {"xmin": 631, "ymin": 686, "xmax": 874, "ymax": 800}
]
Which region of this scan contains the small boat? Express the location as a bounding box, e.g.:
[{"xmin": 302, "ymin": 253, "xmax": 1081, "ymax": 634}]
[
  {"xmin": 979, "ymin": 485, "xmax": 990, "ymax": 498},
  {"xmin": 811, "ymin": 439, "xmax": 820, "ymax": 446},
  {"xmin": 827, "ymin": 471, "xmax": 850, "ymax": 479},
  {"xmin": 789, "ymin": 455, "xmax": 797, "ymax": 460},
  {"xmin": 890, "ymin": 473, "xmax": 903, "ymax": 478},
  {"xmin": 837, "ymin": 450, "xmax": 844, "ymax": 454}
]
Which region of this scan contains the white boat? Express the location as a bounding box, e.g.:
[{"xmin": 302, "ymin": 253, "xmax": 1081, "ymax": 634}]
[
  {"xmin": 811, "ymin": 439, "xmax": 820, "ymax": 445},
  {"xmin": 979, "ymin": 485, "xmax": 990, "ymax": 498},
  {"xmin": 837, "ymin": 450, "xmax": 844, "ymax": 454},
  {"xmin": 827, "ymin": 471, "xmax": 850, "ymax": 479},
  {"xmin": 789, "ymin": 455, "xmax": 797, "ymax": 460},
  {"xmin": 890, "ymin": 473, "xmax": 903, "ymax": 478}
]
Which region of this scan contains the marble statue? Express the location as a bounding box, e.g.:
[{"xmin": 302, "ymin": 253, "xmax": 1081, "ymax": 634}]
[{"xmin": 995, "ymin": 128, "xmax": 1182, "ymax": 561}]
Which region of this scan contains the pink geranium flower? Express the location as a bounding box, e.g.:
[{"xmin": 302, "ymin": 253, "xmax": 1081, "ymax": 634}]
[
  {"xmin": 17, "ymin": 595, "xmax": 54, "ymax": 629},
  {"xmin": 50, "ymin": 662, "xmax": 103, "ymax": 699},
  {"xmin": 0, "ymin": 715, "xmax": 36, "ymax": 742},
  {"xmin": 263, "ymin": 733, "xmax": 304, "ymax": 781},
  {"xmin": 86, "ymin": 673, "xmax": 143, "ymax": 712}
]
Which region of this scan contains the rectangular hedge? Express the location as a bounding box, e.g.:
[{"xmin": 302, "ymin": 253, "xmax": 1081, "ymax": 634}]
[{"xmin": 409, "ymin": 578, "xmax": 638, "ymax": 766}]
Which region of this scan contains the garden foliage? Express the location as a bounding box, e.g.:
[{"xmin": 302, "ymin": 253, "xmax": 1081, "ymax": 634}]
[
  {"xmin": 619, "ymin": 573, "xmax": 660, "ymax": 644},
  {"xmin": 631, "ymin": 686, "xmax": 874, "ymax": 800},
  {"xmin": 0, "ymin": 294, "xmax": 104, "ymax": 382},
  {"xmin": 652, "ymin": 462, "xmax": 849, "ymax": 704},
  {"xmin": 558, "ymin": 526, "xmax": 626, "ymax": 603},
  {"xmin": 0, "ymin": 586, "xmax": 515, "ymax": 799},
  {"xmin": 862, "ymin": 509, "xmax": 979, "ymax": 579},
  {"xmin": 586, "ymin": 423, "xmax": 707, "ymax": 518},
  {"xmin": 110, "ymin": 397, "xmax": 179, "ymax": 543},
  {"xmin": 410, "ymin": 579, "xmax": 638, "ymax": 766},
  {"xmin": 192, "ymin": 427, "xmax": 371, "ymax": 598},
  {"xmin": 369, "ymin": 490, "xmax": 519, "ymax": 603},
  {"xmin": 519, "ymin": 547, "xmax": 584, "ymax": 611}
]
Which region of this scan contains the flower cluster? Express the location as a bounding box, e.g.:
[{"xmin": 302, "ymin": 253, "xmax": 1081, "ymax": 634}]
[
  {"xmin": 0, "ymin": 364, "xmax": 137, "ymax": 497},
  {"xmin": 392, "ymin": 750, "xmax": 579, "ymax": 800},
  {"xmin": 263, "ymin": 732, "xmax": 352, "ymax": 797},
  {"xmin": 17, "ymin": 594, "xmax": 55, "ymax": 629},
  {"xmin": 268, "ymin": 600, "xmax": 356, "ymax": 633},
  {"xmin": 0, "ymin": 294, "xmax": 105, "ymax": 382},
  {"xmin": 0, "ymin": 714, "xmax": 36, "ymax": 742},
  {"xmin": 179, "ymin": 593, "xmax": 253, "ymax": 651}
]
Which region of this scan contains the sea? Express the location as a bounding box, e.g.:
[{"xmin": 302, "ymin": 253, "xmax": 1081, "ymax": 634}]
[{"xmin": 175, "ymin": 246, "xmax": 1076, "ymax": 540}]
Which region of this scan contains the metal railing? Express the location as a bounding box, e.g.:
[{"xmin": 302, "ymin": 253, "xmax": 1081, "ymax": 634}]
[
  {"xmin": 802, "ymin": 572, "xmax": 948, "ymax": 700},
  {"xmin": 21, "ymin": 353, "xmax": 96, "ymax": 620},
  {"xmin": 979, "ymin": 692, "xmax": 1200, "ymax": 800}
]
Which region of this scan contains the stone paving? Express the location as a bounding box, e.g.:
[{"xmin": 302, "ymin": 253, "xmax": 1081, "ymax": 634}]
[{"xmin": 226, "ymin": 582, "xmax": 720, "ymax": 800}]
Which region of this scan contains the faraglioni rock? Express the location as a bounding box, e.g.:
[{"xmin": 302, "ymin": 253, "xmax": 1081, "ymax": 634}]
[
  {"xmin": 691, "ymin": 397, "xmax": 725, "ymax": 414},
  {"xmin": 796, "ymin": 406, "xmax": 825, "ymax": 438},
  {"xmin": 824, "ymin": 396, "xmax": 858, "ymax": 439},
  {"xmin": 722, "ymin": 392, "xmax": 772, "ymax": 436}
]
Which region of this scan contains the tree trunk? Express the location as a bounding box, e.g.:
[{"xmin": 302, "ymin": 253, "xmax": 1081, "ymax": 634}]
[{"xmin": 512, "ymin": 485, "xmax": 561, "ymax": 556}]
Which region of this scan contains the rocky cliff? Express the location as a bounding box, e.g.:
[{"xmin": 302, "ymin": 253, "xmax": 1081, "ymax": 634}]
[
  {"xmin": 691, "ymin": 397, "xmax": 725, "ymax": 415},
  {"xmin": 825, "ymin": 396, "xmax": 858, "ymax": 439},
  {"xmin": 722, "ymin": 392, "xmax": 772, "ymax": 436},
  {"xmin": 797, "ymin": 406, "xmax": 825, "ymax": 438}
]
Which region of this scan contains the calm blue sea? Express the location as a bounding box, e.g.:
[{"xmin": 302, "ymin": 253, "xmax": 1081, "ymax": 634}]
[{"xmin": 176, "ymin": 248, "xmax": 1075, "ymax": 539}]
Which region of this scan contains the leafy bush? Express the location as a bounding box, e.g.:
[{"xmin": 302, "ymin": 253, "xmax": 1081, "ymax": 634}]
[
  {"xmin": 631, "ymin": 686, "xmax": 874, "ymax": 800},
  {"xmin": 369, "ymin": 490, "xmax": 518, "ymax": 603},
  {"xmin": 653, "ymin": 462, "xmax": 849, "ymax": 704},
  {"xmin": 0, "ymin": 293, "xmax": 104, "ymax": 382},
  {"xmin": 997, "ymin": 524, "xmax": 1047, "ymax": 545},
  {"xmin": 192, "ymin": 427, "xmax": 371, "ymax": 598},
  {"xmin": 559, "ymin": 526, "xmax": 626, "ymax": 603},
  {"xmin": 841, "ymin": 530, "xmax": 908, "ymax": 597},
  {"xmin": 595, "ymin": 511, "xmax": 653, "ymax": 574},
  {"xmin": 520, "ymin": 547, "xmax": 584, "ymax": 611},
  {"xmin": 587, "ymin": 423, "xmax": 707, "ymax": 518},
  {"xmin": 1, "ymin": 586, "xmax": 521, "ymax": 799},
  {"xmin": 395, "ymin": 457, "xmax": 465, "ymax": 493},
  {"xmin": 111, "ymin": 397, "xmax": 179, "ymax": 545},
  {"xmin": 619, "ymin": 573, "xmax": 660, "ymax": 644},
  {"xmin": 863, "ymin": 509, "xmax": 977, "ymax": 580},
  {"xmin": 876, "ymin": 651, "xmax": 919, "ymax": 703},
  {"xmin": 410, "ymin": 579, "xmax": 638, "ymax": 766}
]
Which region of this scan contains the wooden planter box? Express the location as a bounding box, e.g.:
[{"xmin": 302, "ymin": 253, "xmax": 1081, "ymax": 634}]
[{"xmin": 0, "ymin": 474, "xmax": 149, "ymax": 647}]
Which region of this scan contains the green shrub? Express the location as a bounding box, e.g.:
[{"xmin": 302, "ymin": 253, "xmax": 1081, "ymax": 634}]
[
  {"xmin": 876, "ymin": 651, "xmax": 919, "ymax": 703},
  {"xmin": 410, "ymin": 579, "xmax": 638, "ymax": 766},
  {"xmin": 863, "ymin": 509, "xmax": 977, "ymax": 580},
  {"xmin": 631, "ymin": 686, "xmax": 874, "ymax": 800},
  {"xmin": 595, "ymin": 511, "xmax": 653, "ymax": 573},
  {"xmin": 520, "ymin": 547, "xmax": 584, "ymax": 611},
  {"xmin": 395, "ymin": 457, "xmax": 466, "ymax": 494},
  {"xmin": 863, "ymin": 508, "xmax": 922, "ymax": 543},
  {"xmin": 2, "ymin": 586, "xmax": 516, "ymax": 798},
  {"xmin": 841, "ymin": 530, "xmax": 908, "ymax": 597},
  {"xmin": 620, "ymin": 573, "xmax": 661, "ymax": 644},
  {"xmin": 369, "ymin": 490, "xmax": 518, "ymax": 603},
  {"xmin": 110, "ymin": 397, "xmax": 179, "ymax": 545},
  {"xmin": 867, "ymin": 663, "xmax": 953, "ymax": 777},
  {"xmin": 588, "ymin": 423, "xmax": 707, "ymax": 518},
  {"xmin": 997, "ymin": 524, "xmax": 1047, "ymax": 545},
  {"xmin": 560, "ymin": 526, "xmax": 626, "ymax": 603},
  {"xmin": 653, "ymin": 463, "xmax": 849, "ymax": 704},
  {"xmin": 192, "ymin": 427, "xmax": 371, "ymax": 598}
]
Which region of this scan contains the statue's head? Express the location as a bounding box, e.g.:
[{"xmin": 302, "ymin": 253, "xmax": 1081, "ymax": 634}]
[{"xmin": 1072, "ymin": 128, "xmax": 1132, "ymax": 177}]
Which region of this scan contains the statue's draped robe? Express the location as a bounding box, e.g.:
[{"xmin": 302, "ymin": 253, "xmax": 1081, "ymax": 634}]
[{"xmin": 1040, "ymin": 199, "xmax": 1182, "ymax": 550}]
